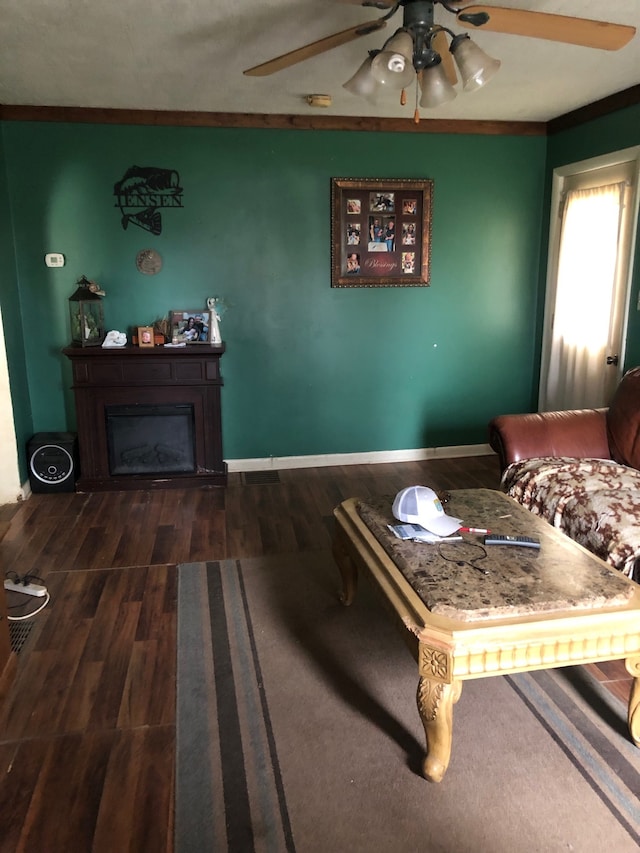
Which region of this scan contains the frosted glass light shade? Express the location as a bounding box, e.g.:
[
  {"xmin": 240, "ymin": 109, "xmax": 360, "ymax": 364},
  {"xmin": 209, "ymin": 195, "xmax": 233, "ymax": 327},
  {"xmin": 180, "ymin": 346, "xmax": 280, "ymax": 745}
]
[
  {"xmin": 450, "ymin": 36, "xmax": 500, "ymax": 92},
  {"xmin": 343, "ymin": 56, "xmax": 384, "ymax": 102},
  {"xmin": 419, "ymin": 63, "xmax": 457, "ymax": 108},
  {"xmin": 371, "ymin": 30, "xmax": 415, "ymax": 90}
]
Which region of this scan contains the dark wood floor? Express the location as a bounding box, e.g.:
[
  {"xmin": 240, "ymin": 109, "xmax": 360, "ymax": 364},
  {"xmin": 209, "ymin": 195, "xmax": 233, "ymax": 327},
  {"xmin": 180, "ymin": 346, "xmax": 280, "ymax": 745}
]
[{"xmin": 0, "ymin": 456, "xmax": 633, "ymax": 852}]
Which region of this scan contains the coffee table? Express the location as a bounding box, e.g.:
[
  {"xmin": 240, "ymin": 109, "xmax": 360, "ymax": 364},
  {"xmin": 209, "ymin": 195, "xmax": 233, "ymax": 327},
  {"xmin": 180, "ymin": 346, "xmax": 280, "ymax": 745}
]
[{"xmin": 332, "ymin": 489, "xmax": 640, "ymax": 783}]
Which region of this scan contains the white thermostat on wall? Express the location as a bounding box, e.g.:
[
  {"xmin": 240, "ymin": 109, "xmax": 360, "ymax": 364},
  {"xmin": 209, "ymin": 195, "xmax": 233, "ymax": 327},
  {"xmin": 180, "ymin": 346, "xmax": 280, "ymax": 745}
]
[{"xmin": 45, "ymin": 253, "xmax": 65, "ymax": 268}]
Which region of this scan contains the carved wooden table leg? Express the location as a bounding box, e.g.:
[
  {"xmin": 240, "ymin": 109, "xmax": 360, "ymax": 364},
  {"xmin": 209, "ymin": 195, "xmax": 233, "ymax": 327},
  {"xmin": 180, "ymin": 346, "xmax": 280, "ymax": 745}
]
[
  {"xmin": 332, "ymin": 528, "xmax": 358, "ymax": 606},
  {"xmin": 416, "ymin": 676, "xmax": 463, "ymax": 783},
  {"xmin": 625, "ymin": 655, "xmax": 640, "ymax": 747}
]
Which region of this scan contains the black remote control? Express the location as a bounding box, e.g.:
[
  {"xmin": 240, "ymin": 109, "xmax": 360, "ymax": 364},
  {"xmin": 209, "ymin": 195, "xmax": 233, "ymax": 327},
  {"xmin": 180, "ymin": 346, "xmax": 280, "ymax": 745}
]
[{"xmin": 483, "ymin": 534, "xmax": 541, "ymax": 549}]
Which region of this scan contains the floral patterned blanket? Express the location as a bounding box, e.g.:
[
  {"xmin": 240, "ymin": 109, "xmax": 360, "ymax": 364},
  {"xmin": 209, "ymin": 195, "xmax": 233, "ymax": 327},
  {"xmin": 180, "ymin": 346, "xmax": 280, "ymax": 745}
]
[{"xmin": 502, "ymin": 457, "xmax": 640, "ymax": 582}]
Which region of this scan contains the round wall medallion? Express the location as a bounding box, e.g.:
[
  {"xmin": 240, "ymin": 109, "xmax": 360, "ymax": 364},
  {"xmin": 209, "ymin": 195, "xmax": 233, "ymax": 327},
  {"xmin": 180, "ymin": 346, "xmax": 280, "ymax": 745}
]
[{"xmin": 136, "ymin": 248, "xmax": 163, "ymax": 275}]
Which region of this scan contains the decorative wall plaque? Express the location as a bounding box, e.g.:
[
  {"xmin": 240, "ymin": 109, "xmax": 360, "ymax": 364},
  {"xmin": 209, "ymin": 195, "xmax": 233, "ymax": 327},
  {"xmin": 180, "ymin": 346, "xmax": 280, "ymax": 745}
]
[{"xmin": 136, "ymin": 248, "xmax": 163, "ymax": 275}]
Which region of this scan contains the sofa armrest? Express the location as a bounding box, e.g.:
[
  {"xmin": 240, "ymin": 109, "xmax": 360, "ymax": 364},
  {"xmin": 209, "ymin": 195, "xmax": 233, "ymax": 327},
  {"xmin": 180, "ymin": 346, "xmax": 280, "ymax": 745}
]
[{"xmin": 488, "ymin": 408, "xmax": 610, "ymax": 473}]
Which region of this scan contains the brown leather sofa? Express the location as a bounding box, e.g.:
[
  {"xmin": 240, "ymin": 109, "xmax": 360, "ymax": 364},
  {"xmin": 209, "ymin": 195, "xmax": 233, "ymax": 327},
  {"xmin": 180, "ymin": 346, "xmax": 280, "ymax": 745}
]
[
  {"xmin": 488, "ymin": 367, "xmax": 640, "ymax": 582},
  {"xmin": 489, "ymin": 366, "xmax": 640, "ymax": 475}
]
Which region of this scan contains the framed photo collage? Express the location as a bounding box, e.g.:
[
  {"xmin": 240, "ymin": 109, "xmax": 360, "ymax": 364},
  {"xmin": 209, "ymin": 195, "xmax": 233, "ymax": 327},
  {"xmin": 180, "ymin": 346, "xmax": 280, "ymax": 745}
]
[{"xmin": 331, "ymin": 177, "xmax": 433, "ymax": 287}]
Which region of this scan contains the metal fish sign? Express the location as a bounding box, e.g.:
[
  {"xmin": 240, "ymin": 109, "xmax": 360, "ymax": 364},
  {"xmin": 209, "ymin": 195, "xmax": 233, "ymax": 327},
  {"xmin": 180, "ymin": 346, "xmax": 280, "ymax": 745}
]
[{"xmin": 114, "ymin": 166, "xmax": 184, "ymax": 234}]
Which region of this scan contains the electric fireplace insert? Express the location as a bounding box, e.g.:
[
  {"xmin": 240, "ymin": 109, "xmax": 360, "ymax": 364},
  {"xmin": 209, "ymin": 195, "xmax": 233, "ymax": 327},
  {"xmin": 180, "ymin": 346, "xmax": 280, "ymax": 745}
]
[{"xmin": 106, "ymin": 404, "xmax": 196, "ymax": 475}]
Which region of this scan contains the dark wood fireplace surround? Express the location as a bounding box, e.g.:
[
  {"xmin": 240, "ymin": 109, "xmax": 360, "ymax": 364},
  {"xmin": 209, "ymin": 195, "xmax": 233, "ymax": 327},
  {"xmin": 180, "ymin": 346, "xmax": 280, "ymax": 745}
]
[{"xmin": 63, "ymin": 344, "xmax": 227, "ymax": 491}]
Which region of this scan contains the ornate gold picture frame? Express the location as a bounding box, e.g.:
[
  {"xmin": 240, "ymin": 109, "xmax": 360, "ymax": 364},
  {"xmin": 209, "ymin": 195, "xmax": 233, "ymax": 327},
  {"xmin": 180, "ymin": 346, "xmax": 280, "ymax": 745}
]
[{"xmin": 331, "ymin": 177, "xmax": 433, "ymax": 288}]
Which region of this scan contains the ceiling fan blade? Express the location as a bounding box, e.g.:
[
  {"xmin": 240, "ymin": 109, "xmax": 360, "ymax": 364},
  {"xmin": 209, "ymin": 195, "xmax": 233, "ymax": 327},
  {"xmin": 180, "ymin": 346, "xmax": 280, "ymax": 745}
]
[
  {"xmin": 432, "ymin": 29, "xmax": 457, "ymax": 85},
  {"xmin": 456, "ymin": 6, "xmax": 636, "ymax": 51},
  {"xmin": 337, "ymin": 1, "xmax": 395, "ymax": 7},
  {"xmin": 244, "ymin": 19, "xmax": 387, "ymax": 76}
]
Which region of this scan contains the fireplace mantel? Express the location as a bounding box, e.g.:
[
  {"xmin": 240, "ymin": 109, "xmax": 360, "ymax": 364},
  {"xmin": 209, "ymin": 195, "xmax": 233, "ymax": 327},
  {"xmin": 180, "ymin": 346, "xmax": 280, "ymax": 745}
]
[{"xmin": 63, "ymin": 344, "xmax": 227, "ymax": 491}]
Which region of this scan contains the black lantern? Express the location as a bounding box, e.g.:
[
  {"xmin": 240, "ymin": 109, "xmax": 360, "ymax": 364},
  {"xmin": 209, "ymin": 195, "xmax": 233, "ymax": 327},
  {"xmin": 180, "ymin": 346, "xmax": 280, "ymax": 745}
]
[{"xmin": 68, "ymin": 276, "xmax": 105, "ymax": 347}]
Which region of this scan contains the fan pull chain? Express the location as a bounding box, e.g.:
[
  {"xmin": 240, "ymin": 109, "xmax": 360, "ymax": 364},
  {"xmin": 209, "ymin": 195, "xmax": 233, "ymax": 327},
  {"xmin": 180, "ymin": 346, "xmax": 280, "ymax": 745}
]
[
  {"xmin": 414, "ymin": 79, "xmax": 420, "ymax": 124},
  {"xmin": 400, "ymin": 88, "xmax": 407, "ymax": 106}
]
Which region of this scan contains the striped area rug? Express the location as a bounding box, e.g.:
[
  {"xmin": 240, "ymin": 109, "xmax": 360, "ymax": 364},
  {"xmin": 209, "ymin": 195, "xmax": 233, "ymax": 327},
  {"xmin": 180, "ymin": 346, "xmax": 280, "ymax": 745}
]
[{"xmin": 176, "ymin": 553, "xmax": 639, "ymax": 853}]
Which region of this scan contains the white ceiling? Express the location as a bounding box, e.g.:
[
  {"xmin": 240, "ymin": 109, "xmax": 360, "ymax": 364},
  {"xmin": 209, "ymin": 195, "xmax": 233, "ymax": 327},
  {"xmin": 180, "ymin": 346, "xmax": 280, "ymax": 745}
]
[{"xmin": 0, "ymin": 1, "xmax": 638, "ymax": 124}]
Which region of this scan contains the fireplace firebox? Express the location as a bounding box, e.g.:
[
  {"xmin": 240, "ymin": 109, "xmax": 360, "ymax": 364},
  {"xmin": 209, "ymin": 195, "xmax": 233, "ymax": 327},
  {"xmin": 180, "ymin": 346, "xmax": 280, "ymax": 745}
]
[
  {"xmin": 63, "ymin": 345, "xmax": 226, "ymax": 491},
  {"xmin": 106, "ymin": 403, "xmax": 196, "ymax": 475}
]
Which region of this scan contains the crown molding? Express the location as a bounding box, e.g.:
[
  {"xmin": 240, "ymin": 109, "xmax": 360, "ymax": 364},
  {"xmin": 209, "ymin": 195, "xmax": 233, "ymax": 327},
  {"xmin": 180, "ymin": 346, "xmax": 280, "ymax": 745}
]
[
  {"xmin": 2, "ymin": 86, "xmax": 638, "ymax": 136},
  {"xmin": 547, "ymin": 84, "xmax": 640, "ymax": 135},
  {"xmin": 0, "ymin": 104, "xmax": 545, "ymax": 136}
]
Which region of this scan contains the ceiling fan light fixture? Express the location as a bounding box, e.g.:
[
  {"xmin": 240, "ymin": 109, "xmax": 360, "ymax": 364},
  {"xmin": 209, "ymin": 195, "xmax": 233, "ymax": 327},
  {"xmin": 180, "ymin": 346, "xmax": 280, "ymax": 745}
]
[
  {"xmin": 342, "ymin": 54, "xmax": 385, "ymax": 102},
  {"xmin": 419, "ymin": 61, "xmax": 457, "ymax": 109},
  {"xmin": 371, "ymin": 30, "xmax": 416, "ymax": 89},
  {"xmin": 450, "ymin": 34, "xmax": 500, "ymax": 92}
]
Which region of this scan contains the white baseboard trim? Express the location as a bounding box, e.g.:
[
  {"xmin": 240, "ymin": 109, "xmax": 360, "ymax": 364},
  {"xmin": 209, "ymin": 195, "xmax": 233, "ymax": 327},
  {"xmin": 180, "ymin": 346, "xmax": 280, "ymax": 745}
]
[{"xmin": 226, "ymin": 443, "xmax": 495, "ymax": 473}]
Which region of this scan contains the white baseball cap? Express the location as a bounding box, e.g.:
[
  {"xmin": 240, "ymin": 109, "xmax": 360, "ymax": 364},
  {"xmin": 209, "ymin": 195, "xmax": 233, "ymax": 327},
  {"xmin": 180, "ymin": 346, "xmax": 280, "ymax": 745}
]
[{"xmin": 392, "ymin": 486, "xmax": 462, "ymax": 537}]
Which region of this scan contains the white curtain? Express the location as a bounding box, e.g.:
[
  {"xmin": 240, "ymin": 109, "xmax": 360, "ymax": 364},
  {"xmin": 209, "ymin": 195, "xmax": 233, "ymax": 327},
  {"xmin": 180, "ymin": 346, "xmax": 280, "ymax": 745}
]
[{"xmin": 541, "ymin": 182, "xmax": 626, "ymax": 411}]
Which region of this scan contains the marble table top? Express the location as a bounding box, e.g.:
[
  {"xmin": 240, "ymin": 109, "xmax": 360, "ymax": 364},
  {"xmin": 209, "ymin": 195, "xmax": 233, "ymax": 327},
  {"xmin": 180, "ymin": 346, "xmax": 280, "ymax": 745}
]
[{"xmin": 357, "ymin": 489, "xmax": 635, "ymax": 622}]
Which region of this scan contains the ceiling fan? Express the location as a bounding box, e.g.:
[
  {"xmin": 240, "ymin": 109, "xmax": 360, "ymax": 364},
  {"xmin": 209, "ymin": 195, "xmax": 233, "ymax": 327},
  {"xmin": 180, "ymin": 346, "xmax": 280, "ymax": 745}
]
[
  {"xmin": 243, "ymin": 2, "xmax": 635, "ymax": 117},
  {"xmin": 244, "ymin": 2, "xmax": 635, "ymax": 77}
]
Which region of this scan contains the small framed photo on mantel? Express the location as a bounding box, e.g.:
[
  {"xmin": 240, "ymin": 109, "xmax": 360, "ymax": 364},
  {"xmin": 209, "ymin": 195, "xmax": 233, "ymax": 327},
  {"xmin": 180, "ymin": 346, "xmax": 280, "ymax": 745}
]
[
  {"xmin": 137, "ymin": 326, "xmax": 154, "ymax": 347},
  {"xmin": 331, "ymin": 177, "xmax": 433, "ymax": 288},
  {"xmin": 169, "ymin": 310, "xmax": 211, "ymax": 344}
]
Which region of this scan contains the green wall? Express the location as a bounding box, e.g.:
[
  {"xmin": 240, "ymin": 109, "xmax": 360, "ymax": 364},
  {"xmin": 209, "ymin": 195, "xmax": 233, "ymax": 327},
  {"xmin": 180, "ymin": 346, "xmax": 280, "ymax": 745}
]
[
  {"xmin": 3, "ymin": 107, "xmax": 638, "ymax": 480},
  {"xmin": 3, "ymin": 106, "xmax": 639, "ymax": 478},
  {"xmin": 0, "ymin": 122, "xmax": 546, "ymax": 468}
]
